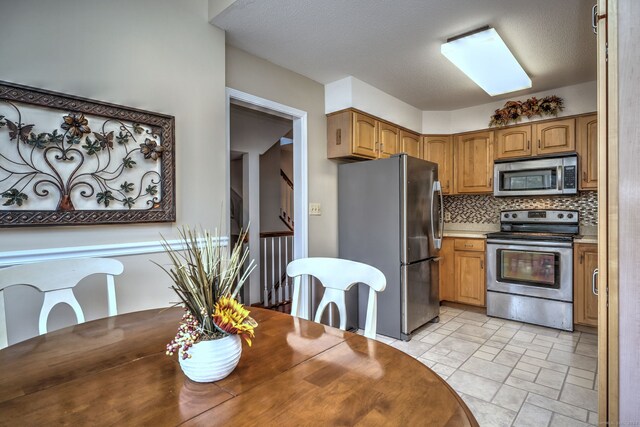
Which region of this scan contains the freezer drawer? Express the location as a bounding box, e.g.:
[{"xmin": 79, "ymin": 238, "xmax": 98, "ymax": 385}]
[{"xmin": 402, "ymin": 258, "xmax": 440, "ymax": 335}]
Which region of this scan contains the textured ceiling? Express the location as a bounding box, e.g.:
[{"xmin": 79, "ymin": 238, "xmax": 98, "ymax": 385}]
[{"xmin": 214, "ymin": 0, "xmax": 597, "ymax": 110}]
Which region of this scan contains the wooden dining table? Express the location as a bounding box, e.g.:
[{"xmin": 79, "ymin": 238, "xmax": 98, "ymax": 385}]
[{"xmin": 0, "ymin": 307, "xmax": 478, "ymax": 426}]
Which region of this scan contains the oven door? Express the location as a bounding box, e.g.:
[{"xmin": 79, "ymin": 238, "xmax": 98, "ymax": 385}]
[{"xmin": 486, "ymin": 239, "xmax": 573, "ymax": 302}]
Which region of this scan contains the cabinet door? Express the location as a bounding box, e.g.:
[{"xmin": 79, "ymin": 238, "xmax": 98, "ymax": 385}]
[
  {"xmin": 423, "ymin": 135, "xmax": 453, "ymax": 194},
  {"xmin": 377, "ymin": 122, "xmax": 399, "ymax": 158},
  {"xmin": 400, "ymin": 130, "xmax": 421, "ymax": 158},
  {"xmin": 495, "ymin": 125, "xmax": 532, "ymax": 159},
  {"xmin": 352, "ymin": 112, "xmax": 378, "ymax": 158},
  {"xmin": 439, "ymin": 238, "xmax": 455, "ymax": 302},
  {"xmin": 574, "ymin": 243, "xmax": 599, "ymax": 326},
  {"xmin": 577, "ymin": 114, "xmax": 598, "ymax": 190},
  {"xmin": 454, "ymin": 250, "xmax": 486, "ymax": 306},
  {"xmin": 454, "ymin": 131, "xmax": 494, "ymax": 194},
  {"xmin": 534, "ymin": 118, "xmax": 576, "ymax": 155}
]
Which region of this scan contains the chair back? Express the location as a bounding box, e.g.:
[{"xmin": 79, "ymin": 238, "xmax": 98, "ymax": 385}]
[
  {"xmin": 286, "ymin": 257, "xmax": 386, "ymax": 339},
  {"xmin": 0, "ymin": 257, "xmax": 124, "ymax": 348}
]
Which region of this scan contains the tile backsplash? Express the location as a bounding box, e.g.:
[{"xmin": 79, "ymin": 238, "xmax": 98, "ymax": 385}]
[{"xmin": 443, "ymin": 191, "xmax": 597, "ymax": 226}]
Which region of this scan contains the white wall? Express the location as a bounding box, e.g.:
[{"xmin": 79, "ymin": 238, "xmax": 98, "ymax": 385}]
[
  {"xmin": 423, "ymin": 80, "xmax": 598, "ymax": 134},
  {"xmin": 226, "ymin": 46, "xmax": 337, "ymax": 259},
  {"xmin": 0, "ymin": 0, "xmax": 226, "ymax": 345},
  {"xmin": 325, "ymin": 76, "xmax": 423, "ymax": 133},
  {"xmin": 617, "ymin": 0, "xmax": 640, "ymax": 421}
]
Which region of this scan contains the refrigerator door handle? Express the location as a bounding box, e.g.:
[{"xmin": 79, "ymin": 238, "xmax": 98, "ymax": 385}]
[{"xmin": 431, "ymin": 180, "xmax": 443, "ymax": 250}]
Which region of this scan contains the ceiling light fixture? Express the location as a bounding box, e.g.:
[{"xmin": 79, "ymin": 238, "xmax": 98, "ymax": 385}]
[{"xmin": 441, "ymin": 26, "xmax": 531, "ymax": 96}]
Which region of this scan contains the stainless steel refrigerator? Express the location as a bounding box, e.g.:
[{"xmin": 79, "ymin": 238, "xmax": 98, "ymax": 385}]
[{"xmin": 337, "ymin": 154, "xmax": 443, "ymax": 340}]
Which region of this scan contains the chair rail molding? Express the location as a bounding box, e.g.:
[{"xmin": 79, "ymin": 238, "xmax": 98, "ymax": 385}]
[{"xmin": 0, "ymin": 237, "xmax": 229, "ymax": 267}]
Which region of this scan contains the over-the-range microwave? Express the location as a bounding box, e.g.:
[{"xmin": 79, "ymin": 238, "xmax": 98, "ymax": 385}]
[{"xmin": 493, "ymin": 154, "xmax": 578, "ymax": 197}]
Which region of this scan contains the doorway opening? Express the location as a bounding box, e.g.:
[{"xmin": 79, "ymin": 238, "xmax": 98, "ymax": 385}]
[{"xmin": 226, "ymin": 88, "xmax": 309, "ymax": 315}]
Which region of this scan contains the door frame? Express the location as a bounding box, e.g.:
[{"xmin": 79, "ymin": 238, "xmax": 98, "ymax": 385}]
[{"xmin": 226, "ymin": 88, "xmax": 309, "ymax": 315}]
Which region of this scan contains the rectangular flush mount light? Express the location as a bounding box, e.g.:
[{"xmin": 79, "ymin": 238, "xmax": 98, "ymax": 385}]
[{"xmin": 441, "ymin": 26, "xmax": 531, "ymax": 96}]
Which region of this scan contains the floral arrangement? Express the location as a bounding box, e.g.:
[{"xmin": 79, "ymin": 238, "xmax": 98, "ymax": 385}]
[
  {"xmin": 158, "ymin": 227, "xmax": 257, "ymax": 360},
  {"xmin": 489, "ymin": 96, "xmax": 564, "ymax": 127}
]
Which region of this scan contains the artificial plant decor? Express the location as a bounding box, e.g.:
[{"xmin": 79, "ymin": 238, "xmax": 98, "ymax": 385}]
[
  {"xmin": 489, "ymin": 95, "xmax": 564, "ymax": 127},
  {"xmin": 159, "ymin": 226, "xmax": 256, "ymax": 382}
]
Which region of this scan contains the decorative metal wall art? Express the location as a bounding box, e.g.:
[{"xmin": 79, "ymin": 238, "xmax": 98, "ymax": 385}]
[{"xmin": 0, "ymin": 81, "xmax": 175, "ymax": 227}]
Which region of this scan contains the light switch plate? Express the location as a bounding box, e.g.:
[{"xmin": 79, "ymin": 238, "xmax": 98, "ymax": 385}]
[
  {"xmin": 444, "ymin": 212, "xmax": 451, "ymax": 222},
  {"xmin": 309, "ymin": 203, "xmax": 321, "ymax": 216}
]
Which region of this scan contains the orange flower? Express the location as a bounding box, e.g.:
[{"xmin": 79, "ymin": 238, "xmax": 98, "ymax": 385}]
[{"xmin": 213, "ymin": 296, "xmax": 257, "ymax": 346}]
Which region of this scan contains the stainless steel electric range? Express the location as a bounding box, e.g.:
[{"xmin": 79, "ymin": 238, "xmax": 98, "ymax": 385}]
[{"xmin": 486, "ymin": 209, "xmax": 579, "ymax": 331}]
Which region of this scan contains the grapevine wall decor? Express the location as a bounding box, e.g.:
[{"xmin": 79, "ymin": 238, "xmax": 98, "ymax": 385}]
[
  {"xmin": 0, "ymin": 81, "xmax": 175, "ymax": 227},
  {"xmin": 489, "ymin": 95, "xmax": 564, "ymax": 127}
]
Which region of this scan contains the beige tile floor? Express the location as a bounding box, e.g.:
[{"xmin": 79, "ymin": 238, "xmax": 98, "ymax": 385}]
[{"xmin": 375, "ymin": 305, "xmax": 599, "ymax": 427}]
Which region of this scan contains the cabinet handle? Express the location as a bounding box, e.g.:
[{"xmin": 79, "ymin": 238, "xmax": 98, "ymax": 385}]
[
  {"xmin": 592, "ymin": 268, "xmax": 599, "ymax": 296},
  {"xmin": 480, "ymin": 260, "xmax": 484, "ymax": 269},
  {"xmin": 464, "ymin": 243, "xmax": 473, "ymax": 247},
  {"xmin": 336, "ymin": 128, "xmax": 342, "ymax": 145},
  {"xmin": 580, "ymin": 253, "xmax": 584, "ymax": 264},
  {"xmin": 592, "ymin": 4, "xmax": 598, "ymax": 35},
  {"xmin": 447, "ymin": 180, "xmax": 450, "ymax": 191},
  {"xmin": 489, "ymin": 177, "xmax": 493, "ymax": 187},
  {"xmin": 527, "ymin": 140, "xmax": 530, "ymax": 150},
  {"xmin": 380, "ymin": 142, "xmax": 384, "ymax": 153},
  {"xmin": 538, "ymin": 139, "xmax": 541, "ymax": 149},
  {"xmin": 583, "ymin": 171, "xmax": 587, "ymax": 182}
]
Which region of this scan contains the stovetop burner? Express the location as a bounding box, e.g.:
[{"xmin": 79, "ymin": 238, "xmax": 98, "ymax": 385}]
[
  {"xmin": 485, "ymin": 231, "xmax": 575, "ymax": 243},
  {"xmin": 489, "ymin": 209, "xmax": 580, "ymax": 242}
]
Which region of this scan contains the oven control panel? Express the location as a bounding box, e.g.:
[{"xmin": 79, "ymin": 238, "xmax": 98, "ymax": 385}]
[{"xmin": 501, "ymin": 209, "xmax": 579, "ymax": 224}]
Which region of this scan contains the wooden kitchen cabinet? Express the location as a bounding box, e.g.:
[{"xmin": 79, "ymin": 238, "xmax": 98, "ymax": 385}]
[
  {"xmin": 454, "ymin": 131, "xmax": 494, "ymax": 194},
  {"xmin": 577, "ymin": 114, "xmax": 598, "ymax": 190},
  {"xmin": 400, "ymin": 130, "xmax": 421, "ymax": 158},
  {"xmin": 423, "ymin": 135, "xmax": 454, "ymax": 194},
  {"xmin": 327, "ymin": 109, "xmax": 398, "ymax": 159},
  {"xmin": 439, "ymin": 238, "xmax": 455, "ymax": 302},
  {"xmin": 574, "ymin": 243, "xmax": 599, "ymax": 327},
  {"xmin": 439, "ymin": 237, "xmax": 486, "ymax": 307},
  {"xmin": 377, "ymin": 121, "xmax": 399, "ymax": 158},
  {"xmin": 495, "ymin": 125, "xmax": 532, "ymax": 159},
  {"xmin": 533, "ymin": 118, "xmax": 576, "ymax": 155}
]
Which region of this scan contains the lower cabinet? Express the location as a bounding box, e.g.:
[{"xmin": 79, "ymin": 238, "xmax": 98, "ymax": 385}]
[
  {"xmin": 574, "ymin": 243, "xmax": 599, "ymax": 327},
  {"xmin": 439, "ymin": 237, "xmax": 486, "ymax": 307}
]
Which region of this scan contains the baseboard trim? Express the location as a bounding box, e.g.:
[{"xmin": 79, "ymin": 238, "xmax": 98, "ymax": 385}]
[{"xmin": 0, "ymin": 237, "xmax": 229, "ymax": 267}]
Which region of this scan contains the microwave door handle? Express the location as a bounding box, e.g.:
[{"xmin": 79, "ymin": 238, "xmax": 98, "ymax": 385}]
[{"xmin": 557, "ymin": 166, "xmax": 563, "ymax": 190}]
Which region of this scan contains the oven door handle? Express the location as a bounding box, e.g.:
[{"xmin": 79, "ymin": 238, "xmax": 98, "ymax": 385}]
[{"xmin": 592, "ymin": 268, "xmax": 599, "ymax": 296}]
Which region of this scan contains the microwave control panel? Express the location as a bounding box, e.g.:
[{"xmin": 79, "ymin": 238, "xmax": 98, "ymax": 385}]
[{"xmin": 563, "ymin": 165, "xmax": 577, "ymax": 189}]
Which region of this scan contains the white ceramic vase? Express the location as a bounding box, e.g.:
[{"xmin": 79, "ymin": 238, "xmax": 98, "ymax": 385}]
[{"xmin": 178, "ymin": 334, "xmax": 242, "ymax": 382}]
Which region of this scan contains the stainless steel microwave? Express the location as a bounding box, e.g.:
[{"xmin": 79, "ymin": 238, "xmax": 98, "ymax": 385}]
[{"xmin": 493, "ymin": 155, "xmax": 578, "ymax": 197}]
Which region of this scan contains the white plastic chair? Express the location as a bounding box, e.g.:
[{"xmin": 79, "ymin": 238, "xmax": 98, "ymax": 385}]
[
  {"xmin": 0, "ymin": 258, "xmax": 124, "ymax": 348},
  {"xmin": 287, "ymin": 257, "xmax": 386, "ymax": 339}
]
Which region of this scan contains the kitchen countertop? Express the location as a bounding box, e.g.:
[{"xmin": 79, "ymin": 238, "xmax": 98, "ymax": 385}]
[
  {"xmin": 574, "ymin": 236, "xmax": 598, "ymax": 244},
  {"xmin": 443, "ymin": 223, "xmax": 498, "ymax": 239}
]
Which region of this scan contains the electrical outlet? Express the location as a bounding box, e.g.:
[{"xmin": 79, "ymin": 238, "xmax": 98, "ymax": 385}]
[
  {"xmin": 444, "ymin": 211, "xmax": 451, "ymax": 222},
  {"xmin": 309, "ymin": 203, "xmax": 322, "ymax": 216}
]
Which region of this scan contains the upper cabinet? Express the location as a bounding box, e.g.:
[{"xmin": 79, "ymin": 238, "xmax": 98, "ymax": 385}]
[
  {"xmin": 495, "ymin": 125, "xmax": 532, "ymax": 160},
  {"xmin": 327, "ymin": 109, "xmax": 399, "ymax": 159},
  {"xmin": 454, "ymin": 131, "xmax": 494, "ymax": 194},
  {"xmin": 577, "ymin": 114, "xmax": 598, "ymax": 190},
  {"xmin": 400, "ymin": 130, "xmax": 421, "ymax": 158},
  {"xmin": 495, "ymin": 118, "xmax": 576, "ymax": 160},
  {"xmin": 378, "ymin": 121, "xmax": 399, "ymax": 158},
  {"xmin": 534, "ymin": 118, "xmax": 576, "ymax": 155},
  {"xmin": 423, "ymin": 135, "xmax": 453, "ymax": 194}
]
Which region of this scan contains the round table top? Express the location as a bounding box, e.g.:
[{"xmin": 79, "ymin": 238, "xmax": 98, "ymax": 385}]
[{"xmin": 0, "ymin": 307, "xmax": 478, "ymax": 426}]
